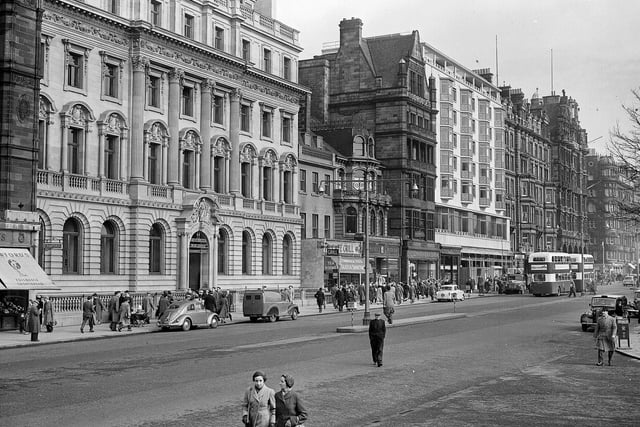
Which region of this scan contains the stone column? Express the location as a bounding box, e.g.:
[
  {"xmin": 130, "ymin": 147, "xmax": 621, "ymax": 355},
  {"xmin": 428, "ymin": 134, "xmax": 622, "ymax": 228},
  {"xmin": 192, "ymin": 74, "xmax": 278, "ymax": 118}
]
[
  {"xmin": 292, "ymin": 169, "xmax": 299, "ymax": 206},
  {"xmin": 211, "ymin": 227, "xmax": 219, "ymax": 289},
  {"xmin": 161, "ymin": 139, "xmax": 168, "ymax": 185},
  {"xmin": 142, "ymin": 132, "xmax": 148, "ymax": 179},
  {"xmin": 130, "ymin": 56, "xmax": 148, "ymax": 180},
  {"xmin": 200, "ymin": 79, "xmax": 214, "ymax": 190},
  {"xmin": 168, "ymin": 69, "xmax": 183, "ymax": 185},
  {"xmin": 179, "ymin": 231, "xmax": 189, "ymax": 290},
  {"xmin": 119, "ymin": 133, "xmax": 129, "ymax": 180},
  {"xmin": 279, "ymin": 166, "xmax": 284, "ymax": 203},
  {"xmin": 229, "ymin": 89, "xmax": 241, "ymax": 194}
]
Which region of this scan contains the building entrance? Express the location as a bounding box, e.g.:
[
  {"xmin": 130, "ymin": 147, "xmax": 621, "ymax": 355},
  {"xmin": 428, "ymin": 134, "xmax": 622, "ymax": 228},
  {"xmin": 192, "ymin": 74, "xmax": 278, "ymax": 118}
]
[{"xmin": 189, "ymin": 231, "xmax": 209, "ymax": 291}]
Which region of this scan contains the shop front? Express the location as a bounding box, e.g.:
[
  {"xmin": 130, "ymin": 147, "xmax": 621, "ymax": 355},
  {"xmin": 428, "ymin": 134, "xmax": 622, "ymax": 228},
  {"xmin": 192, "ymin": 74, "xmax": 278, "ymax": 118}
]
[{"xmin": 0, "ymin": 248, "xmax": 58, "ymax": 330}]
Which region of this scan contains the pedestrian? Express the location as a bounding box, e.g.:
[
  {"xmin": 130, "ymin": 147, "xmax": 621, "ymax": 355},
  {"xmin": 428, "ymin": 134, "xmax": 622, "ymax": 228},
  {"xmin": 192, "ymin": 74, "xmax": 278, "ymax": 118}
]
[
  {"xmin": 594, "ymin": 309, "xmax": 617, "ymax": 366},
  {"xmin": 368, "ymin": 312, "xmax": 386, "ymax": 367},
  {"xmin": 42, "ymin": 296, "xmax": 55, "ymax": 332},
  {"xmin": 568, "ymin": 280, "xmax": 577, "ymax": 297},
  {"xmin": 204, "ymin": 290, "xmax": 217, "ymax": 314},
  {"xmin": 275, "ymin": 374, "xmax": 308, "ymax": 427},
  {"xmin": 314, "ymin": 287, "xmax": 325, "ymax": 313},
  {"xmin": 118, "ymin": 294, "xmax": 131, "ymax": 332},
  {"xmin": 242, "ymin": 371, "xmax": 276, "ymax": 427},
  {"xmin": 383, "ymin": 285, "xmax": 395, "ymax": 324},
  {"xmin": 218, "ymin": 290, "xmax": 231, "ymax": 323},
  {"xmin": 93, "ymin": 293, "xmax": 105, "ymax": 324},
  {"xmin": 26, "ymin": 299, "xmax": 41, "ymax": 342},
  {"xmin": 108, "ymin": 291, "xmax": 121, "ymax": 331},
  {"xmin": 156, "ymin": 291, "xmax": 170, "ymax": 319},
  {"xmin": 142, "ymin": 292, "xmax": 155, "ymax": 324},
  {"xmin": 80, "ymin": 295, "xmax": 95, "ymax": 333},
  {"xmin": 335, "ymin": 286, "xmax": 346, "ymax": 312}
]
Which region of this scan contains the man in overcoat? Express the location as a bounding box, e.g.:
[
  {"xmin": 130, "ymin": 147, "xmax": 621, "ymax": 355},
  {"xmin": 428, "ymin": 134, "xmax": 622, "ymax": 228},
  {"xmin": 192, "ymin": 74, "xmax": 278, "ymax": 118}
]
[
  {"xmin": 142, "ymin": 292, "xmax": 155, "ymax": 324},
  {"xmin": 107, "ymin": 291, "xmax": 121, "ymax": 331},
  {"xmin": 594, "ymin": 309, "xmax": 617, "ymax": 366},
  {"xmin": 80, "ymin": 295, "xmax": 95, "ymax": 333},
  {"xmin": 26, "ymin": 299, "xmax": 41, "ymax": 342},
  {"xmin": 369, "ymin": 312, "xmax": 386, "ymax": 367}
]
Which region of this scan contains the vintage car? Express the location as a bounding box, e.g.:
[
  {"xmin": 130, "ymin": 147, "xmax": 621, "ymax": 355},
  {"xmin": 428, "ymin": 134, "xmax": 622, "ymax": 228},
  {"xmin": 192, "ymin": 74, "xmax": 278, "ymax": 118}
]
[
  {"xmin": 436, "ymin": 284, "xmax": 465, "ymax": 302},
  {"xmin": 629, "ymin": 290, "xmax": 640, "ymax": 318},
  {"xmin": 622, "ymin": 275, "xmax": 636, "ymax": 287},
  {"xmin": 243, "ymin": 289, "xmax": 299, "ymax": 322},
  {"xmin": 157, "ymin": 299, "xmax": 220, "ymax": 331},
  {"xmin": 504, "ymin": 273, "xmax": 527, "ymax": 294},
  {"xmin": 580, "ymin": 294, "xmax": 629, "ymax": 331}
]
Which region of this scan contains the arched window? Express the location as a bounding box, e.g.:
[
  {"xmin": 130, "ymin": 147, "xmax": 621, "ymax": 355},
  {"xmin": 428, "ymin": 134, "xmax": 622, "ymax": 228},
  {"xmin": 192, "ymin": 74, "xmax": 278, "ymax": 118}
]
[
  {"xmin": 370, "ymin": 210, "xmax": 376, "ymax": 235},
  {"xmin": 101, "ymin": 221, "xmax": 118, "ymax": 274},
  {"xmin": 218, "ymin": 229, "xmax": 228, "ymax": 274},
  {"xmin": 282, "ymin": 234, "xmax": 292, "ymax": 275},
  {"xmin": 378, "ymin": 211, "xmax": 384, "ymax": 236},
  {"xmin": 38, "ymin": 217, "xmax": 46, "ymax": 269},
  {"xmin": 63, "ymin": 218, "xmax": 82, "ymax": 274},
  {"xmin": 149, "ymin": 223, "xmax": 163, "ymax": 273},
  {"xmin": 262, "ymin": 234, "xmax": 272, "ymax": 275},
  {"xmin": 345, "ymin": 207, "xmax": 357, "ymax": 234},
  {"xmin": 242, "ymin": 230, "xmax": 252, "ymax": 274}
]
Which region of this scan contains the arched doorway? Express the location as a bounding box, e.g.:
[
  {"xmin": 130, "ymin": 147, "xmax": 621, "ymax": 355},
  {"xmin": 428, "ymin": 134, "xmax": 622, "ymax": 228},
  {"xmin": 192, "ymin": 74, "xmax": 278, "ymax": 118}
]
[{"xmin": 189, "ymin": 231, "xmax": 209, "ymax": 291}]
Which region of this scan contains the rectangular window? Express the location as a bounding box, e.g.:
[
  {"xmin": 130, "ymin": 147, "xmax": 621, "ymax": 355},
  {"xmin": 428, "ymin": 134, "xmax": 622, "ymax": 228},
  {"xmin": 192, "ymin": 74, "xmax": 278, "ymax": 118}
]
[
  {"xmin": 324, "ymin": 215, "xmax": 331, "ymax": 239},
  {"xmin": 214, "ymin": 157, "xmax": 224, "ymax": 193},
  {"xmin": 148, "ymin": 143, "xmax": 159, "ymax": 184},
  {"xmin": 182, "ymin": 85, "xmax": 193, "ymax": 117},
  {"xmin": 324, "ymin": 174, "xmax": 331, "ymax": 196},
  {"xmin": 67, "ymin": 52, "xmax": 83, "ymax": 88},
  {"xmin": 184, "ymin": 13, "xmax": 194, "ymax": 39},
  {"xmin": 214, "ymin": 26, "xmax": 224, "ymax": 50},
  {"xmin": 263, "ymin": 48, "xmax": 271, "ymax": 73},
  {"xmin": 299, "ymin": 169, "xmax": 306, "ymax": 192},
  {"xmin": 282, "ymin": 115, "xmax": 291, "ymax": 143},
  {"xmin": 68, "ymin": 128, "xmax": 82, "ymax": 174},
  {"xmin": 261, "ymin": 109, "xmax": 272, "ymax": 138},
  {"xmin": 240, "ymin": 104, "xmax": 251, "ymax": 132},
  {"xmin": 150, "ymin": 0, "xmax": 161, "ymax": 26},
  {"xmin": 312, "ymin": 172, "xmax": 319, "ymax": 194},
  {"xmin": 148, "ymin": 74, "xmax": 160, "ymax": 108},
  {"xmin": 283, "ymin": 57, "xmax": 291, "ymax": 80},
  {"xmin": 241, "ymin": 162, "xmax": 251, "ymax": 197},
  {"xmin": 213, "ymin": 94, "xmax": 224, "ymax": 124},
  {"xmin": 107, "ymin": 0, "xmax": 119, "ymax": 14},
  {"xmin": 104, "ymin": 135, "xmax": 118, "ymax": 179},
  {"xmin": 242, "ymin": 39, "xmax": 251, "ymax": 62},
  {"xmin": 103, "ymin": 62, "xmax": 118, "ymax": 98},
  {"xmin": 312, "ymin": 214, "xmax": 319, "ymax": 239},
  {"xmin": 300, "ymin": 213, "xmax": 306, "ymax": 239},
  {"xmin": 263, "ymin": 167, "xmax": 272, "ymax": 200},
  {"xmin": 182, "ymin": 150, "xmax": 193, "ymax": 189}
]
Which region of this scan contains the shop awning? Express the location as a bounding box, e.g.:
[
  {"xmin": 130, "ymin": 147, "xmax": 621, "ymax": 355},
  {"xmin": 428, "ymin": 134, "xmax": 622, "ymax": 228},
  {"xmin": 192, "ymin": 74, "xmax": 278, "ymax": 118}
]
[
  {"xmin": 0, "ymin": 248, "xmax": 59, "ymax": 290},
  {"xmin": 338, "ymin": 257, "xmax": 366, "ymax": 274}
]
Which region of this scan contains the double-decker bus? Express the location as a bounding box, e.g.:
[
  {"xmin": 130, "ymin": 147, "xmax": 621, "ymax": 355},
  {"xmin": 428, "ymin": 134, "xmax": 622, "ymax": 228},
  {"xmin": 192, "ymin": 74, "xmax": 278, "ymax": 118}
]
[
  {"xmin": 569, "ymin": 253, "xmax": 595, "ymax": 293},
  {"xmin": 527, "ymin": 252, "xmax": 572, "ymax": 296}
]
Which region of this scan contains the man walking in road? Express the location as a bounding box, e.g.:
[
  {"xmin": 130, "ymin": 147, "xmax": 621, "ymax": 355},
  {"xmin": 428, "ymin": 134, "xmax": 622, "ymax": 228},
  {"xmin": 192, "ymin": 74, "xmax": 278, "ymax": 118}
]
[
  {"xmin": 594, "ymin": 309, "xmax": 617, "ymax": 366},
  {"xmin": 568, "ymin": 280, "xmax": 577, "ymax": 297},
  {"xmin": 80, "ymin": 295, "xmax": 95, "ymax": 333},
  {"xmin": 369, "ymin": 312, "xmax": 386, "ymax": 367}
]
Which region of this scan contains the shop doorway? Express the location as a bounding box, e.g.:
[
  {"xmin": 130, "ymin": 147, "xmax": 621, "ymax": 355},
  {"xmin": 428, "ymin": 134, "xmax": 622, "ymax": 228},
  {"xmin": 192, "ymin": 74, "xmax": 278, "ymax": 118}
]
[{"xmin": 189, "ymin": 231, "xmax": 209, "ymax": 291}]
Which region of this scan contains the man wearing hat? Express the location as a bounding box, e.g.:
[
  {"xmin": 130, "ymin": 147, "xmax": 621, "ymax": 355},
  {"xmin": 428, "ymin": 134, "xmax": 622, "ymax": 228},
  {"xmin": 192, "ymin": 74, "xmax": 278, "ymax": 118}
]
[{"xmin": 368, "ymin": 312, "xmax": 386, "ymax": 367}]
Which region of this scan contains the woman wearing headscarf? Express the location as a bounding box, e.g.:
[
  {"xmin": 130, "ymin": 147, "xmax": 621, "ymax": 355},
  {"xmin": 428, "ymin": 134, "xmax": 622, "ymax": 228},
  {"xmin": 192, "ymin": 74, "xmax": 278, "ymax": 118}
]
[
  {"xmin": 242, "ymin": 371, "xmax": 276, "ymax": 427},
  {"xmin": 275, "ymin": 374, "xmax": 307, "ymax": 427}
]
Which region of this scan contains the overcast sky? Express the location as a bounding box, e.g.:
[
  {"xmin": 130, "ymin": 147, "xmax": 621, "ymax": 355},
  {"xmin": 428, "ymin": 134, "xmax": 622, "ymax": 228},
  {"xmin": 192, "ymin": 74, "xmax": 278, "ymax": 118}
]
[{"xmin": 276, "ymin": 0, "xmax": 640, "ymax": 154}]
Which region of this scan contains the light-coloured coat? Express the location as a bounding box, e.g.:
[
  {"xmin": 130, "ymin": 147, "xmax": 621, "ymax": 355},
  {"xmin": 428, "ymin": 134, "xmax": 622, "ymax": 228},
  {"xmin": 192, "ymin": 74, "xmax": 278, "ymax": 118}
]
[
  {"xmin": 594, "ymin": 312, "xmax": 617, "ymax": 351},
  {"xmin": 243, "ymin": 385, "xmax": 276, "ymax": 427}
]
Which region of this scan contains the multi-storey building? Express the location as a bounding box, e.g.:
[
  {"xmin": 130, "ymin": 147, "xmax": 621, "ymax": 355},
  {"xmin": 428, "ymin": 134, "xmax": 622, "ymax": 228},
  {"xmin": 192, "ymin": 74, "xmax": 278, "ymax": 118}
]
[
  {"xmin": 35, "ymin": 0, "xmax": 308, "ymax": 293},
  {"xmin": 299, "ymin": 18, "xmax": 438, "ymax": 283},
  {"xmin": 585, "ymin": 152, "xmax": 639, "ymax": 276},
  {"xmin": 531, "ymin": 90, "xmax": 588, "ymax": 257},
  {"xmin": 501, "ymin": 87, "xmax": 553, "ymax": 265},
  {"xmin": 423, "ymin": 43, "xmax": 509, "ymax": 286}
]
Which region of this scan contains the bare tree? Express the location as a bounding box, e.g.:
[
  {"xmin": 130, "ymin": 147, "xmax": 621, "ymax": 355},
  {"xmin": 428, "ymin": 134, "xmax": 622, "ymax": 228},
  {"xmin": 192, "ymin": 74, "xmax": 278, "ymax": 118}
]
[{"xmin": 607, "ymin": 88, "xmax": 640, "ymax": 224}]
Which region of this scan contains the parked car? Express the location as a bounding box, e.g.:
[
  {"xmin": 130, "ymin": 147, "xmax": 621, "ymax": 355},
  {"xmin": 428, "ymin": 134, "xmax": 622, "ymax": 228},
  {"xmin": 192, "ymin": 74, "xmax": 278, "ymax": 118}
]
[
  {"xmin": 579, "ymin": 294, "xmax": 629, "ymax": 331},
  {"xmin": 504, "ymin": 274, "xmax": 527, "ymax": 294},
  {"xmin": 629, "ymin": 290, "xmax": 640, "ymax": 318},
  {"xmin": 622, "ymin": 275, "xmax": 636, "ymax": 287},
  {"xmin": 243, "ymin": 289, "xmax": 299, "ymax": 322},
  {"xmin": 157, "ymin": 299, "xmax": 220, "ymax": 331},
  {"xmin": 436, "ymin": 284, "xmax": 465, "ymax": 302}
]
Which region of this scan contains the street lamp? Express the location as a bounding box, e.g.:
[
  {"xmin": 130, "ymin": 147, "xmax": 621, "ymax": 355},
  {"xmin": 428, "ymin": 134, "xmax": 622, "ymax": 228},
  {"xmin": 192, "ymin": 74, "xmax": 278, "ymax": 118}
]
[{"xmin": 319, "ymin": 176, "xmax": 418, "ymax": 325}]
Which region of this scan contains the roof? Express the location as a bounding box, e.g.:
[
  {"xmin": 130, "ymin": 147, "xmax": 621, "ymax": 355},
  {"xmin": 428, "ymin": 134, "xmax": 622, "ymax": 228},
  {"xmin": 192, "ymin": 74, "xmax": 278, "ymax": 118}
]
[{"xmin": 364, "ymin": 32, "xmax": 421, "ymax": 86}]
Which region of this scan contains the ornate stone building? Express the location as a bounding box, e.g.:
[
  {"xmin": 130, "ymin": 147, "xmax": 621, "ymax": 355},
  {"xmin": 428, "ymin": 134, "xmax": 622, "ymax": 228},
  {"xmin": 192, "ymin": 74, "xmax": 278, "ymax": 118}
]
[{"xmin": 35, "ymin": 0, "xmax": 308, "ymax": 293}]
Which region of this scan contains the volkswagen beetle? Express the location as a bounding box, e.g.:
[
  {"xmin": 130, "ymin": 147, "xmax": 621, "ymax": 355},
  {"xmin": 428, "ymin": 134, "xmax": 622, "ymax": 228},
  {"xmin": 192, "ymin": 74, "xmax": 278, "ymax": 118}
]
[{"xmin": 157, "ymin": 299, "xmax": 220, "ymax": 331}]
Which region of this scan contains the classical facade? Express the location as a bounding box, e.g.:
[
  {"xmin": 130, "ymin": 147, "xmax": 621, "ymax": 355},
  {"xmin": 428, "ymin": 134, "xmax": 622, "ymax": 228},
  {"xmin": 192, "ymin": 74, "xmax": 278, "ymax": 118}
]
[
  {"xmin": 36, "ymin": 0, "xmax": 308, "ymax": 293},
  {"xmin": 423, "ymin": 43, "xmax": 509, "ymax": 286},
  {"xmin": 299, "ymin": 18, "xmax": 438, "ymax": 283},
  {"xmin": 500, "ymin": 87, "xmax": 553, "ymax": 267}
]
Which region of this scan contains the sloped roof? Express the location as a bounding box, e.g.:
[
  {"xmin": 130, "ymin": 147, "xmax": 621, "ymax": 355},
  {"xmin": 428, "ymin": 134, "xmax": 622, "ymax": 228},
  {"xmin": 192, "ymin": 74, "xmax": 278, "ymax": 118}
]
[{"xmin": 364, "ymin": 32, "xmax": 418, "ymax": 86}]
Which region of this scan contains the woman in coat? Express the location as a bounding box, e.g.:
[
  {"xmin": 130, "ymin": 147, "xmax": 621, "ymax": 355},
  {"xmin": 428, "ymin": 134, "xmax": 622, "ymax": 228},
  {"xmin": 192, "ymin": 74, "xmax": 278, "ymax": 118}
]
[
  {"xmin": 242, "ymin": 371, "xmax": 276, "ymax": 427},
  {"xmin": 42, "ymin": 296, "xmax": 55, "ymax": 332},
  {"xmin": 313, "ymin": 288, "xmax": 325, "ymax": 313},
  {"xmin": 275, "ymin": 374, "xmax": 307, "ymax": 427},
  {"xmin": 93, "ymin": 294, "xmax": 105, "ymax": 324},
  {"xmin": 26, "ymin": 300, "xmax": 41, "ymax": 342},
  {"xmin": 118, "ymin": 297, "xmax": 131, "ymax": 331},
  {"xmin": 218, "ymin": 291, "xmax": 230, "ymax": 322}
]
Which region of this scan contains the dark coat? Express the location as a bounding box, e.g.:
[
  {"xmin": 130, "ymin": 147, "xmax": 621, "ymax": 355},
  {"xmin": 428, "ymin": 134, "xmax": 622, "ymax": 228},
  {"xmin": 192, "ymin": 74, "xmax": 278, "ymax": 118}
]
[
  {"xmin": 157, "ymin": 296, "xmax": 170, "ymax": 318},
  {"xmin": 82, "ymin": 299, "xmax": 95, "ymax": 319},
  {"xmin": 94, "ymin": 296, "xmax": 105, "ymax": 321},
  {"xmin": 368, "ymin": 317, "xmax": 386, "ymax": 339},
  {"xmin": 275, "ymin": 390, "xmax": 307, "ymax": 427},
  {"xmin": 108, "ymin": 295, "xmax": 120, "ymax": 322},
  {"xmin": 335, "ymin": 289, "xmax": 346, "ymax": 306},
  {"xmin": 26, "ymin": 304, "xmax": 41, "ymax": 333},
  {"xmin": 204, "ymin": 293, "xmax": 217, "ymax": 312},
  {"xmin": 314, "ymin": 290, "xmax": 325, "ymax": 306}
]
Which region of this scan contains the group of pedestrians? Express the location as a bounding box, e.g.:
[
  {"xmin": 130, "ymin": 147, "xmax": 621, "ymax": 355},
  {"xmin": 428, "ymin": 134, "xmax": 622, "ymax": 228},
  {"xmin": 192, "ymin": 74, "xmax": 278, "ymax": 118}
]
[
  {"xmin": 19, "ymin": 295, "xmax": 55, "ymax": 342},
  {"xmin": 242, "ymin": 371, "xmax": 307, "ymax": 427}
]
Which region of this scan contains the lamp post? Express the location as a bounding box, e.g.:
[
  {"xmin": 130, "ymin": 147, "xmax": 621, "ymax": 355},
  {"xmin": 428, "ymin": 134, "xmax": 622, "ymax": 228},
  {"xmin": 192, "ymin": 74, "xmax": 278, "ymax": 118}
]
[{"xmin": 320, "ymin": 177, "xmax": 417, "ymax": 325}]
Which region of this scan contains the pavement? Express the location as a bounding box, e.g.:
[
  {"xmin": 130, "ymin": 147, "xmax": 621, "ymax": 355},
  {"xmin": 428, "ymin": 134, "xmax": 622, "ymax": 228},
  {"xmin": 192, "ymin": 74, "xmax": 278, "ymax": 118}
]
[{"xmin": 1, "ymin": 292, "xmax": 639, "ymax": 361}]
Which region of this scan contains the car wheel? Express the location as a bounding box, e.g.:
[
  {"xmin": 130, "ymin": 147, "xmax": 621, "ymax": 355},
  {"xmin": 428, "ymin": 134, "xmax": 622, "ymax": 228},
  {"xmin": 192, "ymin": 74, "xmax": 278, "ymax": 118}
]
[
  {"xmin": 291, "ymin": 309, "xmax": 299, "ymax": 320},
  {"xmin": 161, "ymin": 327, "xmax": 170, "ymax": 332},
  {"xmin": 182, "ymin": 318, "xmax": 192, "ymax": 331},
  {"xmin": 209, "ymin": 316, "xmax": 219, "ymax": 329},
  {"xmin": 268, "ymin": 313, "xmax": 277, "ymax": 323},
  {"xmin": 250, "ymin": 317, "xmax": 258, "ymax": 323},
  {"xmin": 581, "ymin": 324, "xmax": 589, "ymax": 332},
  {"xmin": 459, "ymin": 294, "xmax": 465, "ymax": 301}
]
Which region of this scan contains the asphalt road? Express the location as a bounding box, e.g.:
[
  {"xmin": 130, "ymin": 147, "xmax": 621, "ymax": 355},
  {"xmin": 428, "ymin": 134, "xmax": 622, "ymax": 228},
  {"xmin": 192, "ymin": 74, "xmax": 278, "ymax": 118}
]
[{"xmin": 1, "ymin": 290, "xmax": 639, "ymax": 427}]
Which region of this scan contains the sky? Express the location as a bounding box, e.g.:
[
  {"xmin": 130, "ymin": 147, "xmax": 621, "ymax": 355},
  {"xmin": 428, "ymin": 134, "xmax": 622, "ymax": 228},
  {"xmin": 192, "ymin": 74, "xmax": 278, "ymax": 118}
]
[{"xmin": 275, "ymin": 0, "xmax": 640, "ymax": 154}]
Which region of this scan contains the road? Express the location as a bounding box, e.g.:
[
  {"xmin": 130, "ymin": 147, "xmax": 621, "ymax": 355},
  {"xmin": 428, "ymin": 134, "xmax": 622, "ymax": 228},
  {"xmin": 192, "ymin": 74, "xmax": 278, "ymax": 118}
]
[{"xmin": 1, "ymin": 289, "xmax": 639, "ymax": 427}]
